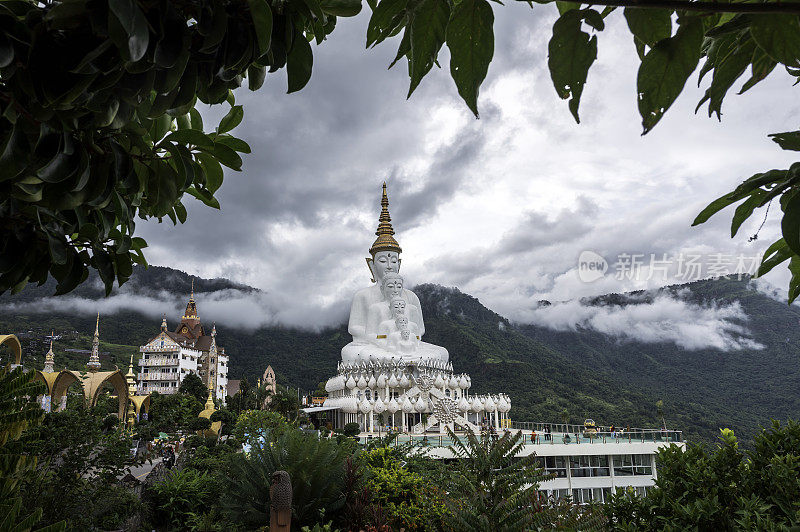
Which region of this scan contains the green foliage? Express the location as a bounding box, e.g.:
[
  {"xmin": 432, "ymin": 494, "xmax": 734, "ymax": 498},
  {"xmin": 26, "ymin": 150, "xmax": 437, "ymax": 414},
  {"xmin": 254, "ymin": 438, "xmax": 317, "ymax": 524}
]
[
  {"xmin": 342, "ymin": 422, "xmax": 361, "ymax": 438},
  {"xmin": 20, "ymin": 407, "xmax": 139, "ymax": 528},
  {"xmin": 221, "ymin": 428, "xmax": 353, "ymax": 528},
  {"xmin": 363, "ymin": 447, "xmax": 447, "ymax": 530},
  {"xmin": 233, "ymin": 409, "xmax": 291, "ymax": 446},
  {"xmin": 443, "ymin": 427, "xmax": 551, "ymax": 531},
  {"xmin": 605, "ymin": 421, "xmax": 800, "ymax": 530},
  {"xmin": 0, "ymin": 0, "xmax": 362, "ymax": 296},
  {"xmin": 148, "ymin": 390, "xmax": 204, "ymax": 433},
  {"xmin": 269, "ymin": 384, "xmax": 300, "ymax": 420},
  {"xmin": 0, "ymin": 365, "xmax": 65, "ymax": 532},
  {"xmin": 180, "ymin": 373, "xmax": 211, "ymax": 403},
  {"xmin": 149, "ymin": 468, "xmax": 221, "ymax": 529},
  {"xmin": 209, "ymin": 406, "xmax": 236, "ymax": 435},
  {"xmin": 190, "ymin": 416, "xmax": 213, "ymax": 432}
]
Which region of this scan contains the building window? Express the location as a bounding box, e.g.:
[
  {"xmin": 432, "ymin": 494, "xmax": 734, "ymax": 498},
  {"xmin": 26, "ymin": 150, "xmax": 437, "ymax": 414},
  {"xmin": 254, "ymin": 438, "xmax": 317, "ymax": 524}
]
[
  {"xmin": 543, "ymin": 456, "xmax": 567, "ymax": 478},
  {"xmin": 572, "ymin": 488, "xmax": 604, "ymax": 504},
  {"xmin": 613, "ymin": 454, "xmax": 652, "ymax": 476},
  {"xmin": 570, "ymin": 455, "xmax": 609, "ymax": 477}
]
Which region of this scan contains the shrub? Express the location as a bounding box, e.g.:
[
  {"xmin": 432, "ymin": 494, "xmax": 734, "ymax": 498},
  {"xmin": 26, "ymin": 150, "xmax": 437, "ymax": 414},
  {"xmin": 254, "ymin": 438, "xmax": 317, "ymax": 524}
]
[
  {"xmin": 221, "ymin": 428, "xmax": 354, "ymax": 528},
  {"xmin": 149, "ymin": 469, "xmax": 220, "ymax": 528},
  {"xmin": 343, "ymin": 422, "xmax": 360, "ymax": 438}
]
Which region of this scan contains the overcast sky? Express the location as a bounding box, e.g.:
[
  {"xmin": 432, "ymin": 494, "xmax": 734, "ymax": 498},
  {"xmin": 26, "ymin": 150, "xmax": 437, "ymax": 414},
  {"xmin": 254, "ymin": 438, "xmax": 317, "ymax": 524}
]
[{"xmin": 123, "ymin": 5, "xmax": 800, "ymax": 346}]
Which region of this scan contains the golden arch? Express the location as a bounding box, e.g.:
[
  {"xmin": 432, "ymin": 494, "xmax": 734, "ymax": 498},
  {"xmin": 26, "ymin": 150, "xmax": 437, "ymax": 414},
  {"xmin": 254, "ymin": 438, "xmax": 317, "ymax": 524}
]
[
  {"xmin": 51, "ymin": 370, "xmax": 130, "ymax": 419},
  {"xmin": 0, "ymin": 335, "xmax": 22, "ymax": 365}
]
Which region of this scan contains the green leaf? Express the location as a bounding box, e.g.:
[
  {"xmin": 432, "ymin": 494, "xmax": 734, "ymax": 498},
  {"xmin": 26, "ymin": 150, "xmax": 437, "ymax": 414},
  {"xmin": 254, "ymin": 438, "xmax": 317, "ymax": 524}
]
[
  {"xmin": 189, "ymin": 108, "xmax": 204, "ymax": 131},
  {"xmin": 738, "ymin": 47, "xmax": 777, "ymax": 95},
  {"xmin": 750, "ymin": 14, "xmax": 800, "ymax": 68},
  {"xmin": 218, "ymin": 105, "xmax": 244, "ymax": 134},
  {"xmin": 781, "ymin": 191, "xmax": 800, "ymax": 256},
  {"xmin": 320, "ymin": 0, "xmax": 362, "ymax": 17},
  {"xmin": 692, "ymin": 192, "xmax": 739, "ymax": 226},
  {"xmin": 186, "ymin": 187, "xmax": 221, "ymax": 209},
  {"xmin": 623, "ymin": 8, "xmax": 671, "ymax": 48},
  {"xmin": 197, "ymin": 152, "xmax": 224, "ymax": 193},
  {"xmin": 203, "ymin": 142, "xmax": 243, "ymax": 170},
  {"xmin": 637, "ymin": 18, "xmax": 703, "ymax": 134},
  {"xmin": 108, "ymin": 0, "xmax": 150, "ymax": 62},
  {"xmin": 769, "ymin": 131, "xmax": 800, "ymax": 152},
  {"xmin": 548, "ymin": 9, "xmax": 600, "ymax": 124},
  {"xmin": 287, "ymin": 32, "xmax": 313, "ymax": 93},
  {"xmin": 248, "ymin": 64, "xmax": 267, "ymax": 90},
  {"xmin": 47, "ymin": 233, "xmax": 68, "ymax": 265},
  {"xmin": 174, "ymin": 201, "xmax": 188, "ymax": 223},
  {"xmin": 302, "ymin": 0, "xmax": 328, "ymax": 23},
  {"xmin": 698, "ymin": 39, "xmax": 754, "ymax": 119},
  {"xmin": 367, "ymin": 0, "xmax": 407, "ymax": 48},
  {"xmin": 215, "ymin": 135, "xmax": 252, "ymax": 153},
  {"xmin": 788, "ymin": 255, "xmax": 800, "ymax": 303},
  {"xmin": 758, "ymin": 238, "xmax": 792, "ymax": 277},
  {"xmin": 408, "ymin": 0, "xmax": 451, "ymax": 97},
  {"xmin": 731, "ymin": 189, "xmax": 766, "ymax": 237},
  {"xmin": 164, "ymin": 129, "xmax": 214, "ymax": 148},
  {"xmin": 247, "ymin": 0, "xmax": 273, "ymax": 56},
  {"xmin": 446, "ymin": 0, "xmax": 494, "ymax": 117}
]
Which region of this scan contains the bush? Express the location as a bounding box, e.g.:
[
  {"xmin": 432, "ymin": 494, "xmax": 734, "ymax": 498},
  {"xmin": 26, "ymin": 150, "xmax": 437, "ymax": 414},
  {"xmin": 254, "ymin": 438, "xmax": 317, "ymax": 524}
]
[
  {"xmin": 92, "ymin": 484, "xmax": 143, "ymax": 531},
  {"xmin": 221, "ymin": 428, "xmax": 354, "ymax": 528},
  {"xmin": 190, "ymin": 417, "xmax": 213, "ymax": 432},
  {"xmin": 343, "ymin": 422, "xmax": 360, "ymax": 438},
  {"xmin": 149, "ymin": 469, "xmax": 220, "ymax": 528}
]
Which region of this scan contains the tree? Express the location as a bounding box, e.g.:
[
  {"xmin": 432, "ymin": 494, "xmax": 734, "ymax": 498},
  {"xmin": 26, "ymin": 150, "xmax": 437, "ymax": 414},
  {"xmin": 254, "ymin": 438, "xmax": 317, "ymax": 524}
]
[
  {"xmin": 605, "ymin": 422, "xmax": 800, "ymax": 529},
  {"xmin": 0, "ymin": 0, "xmax": 361, "ymax": 295},
  {"xmin": 268, "ymin": 385, "xmax": 299, "ymax": 420},
  {"xmin": 180, "ymin": 373, "xmax": 210, "ymax": 403},
  {"xmin": 443, "ymin": 427, "xmax": 551, "ymax": 531}
]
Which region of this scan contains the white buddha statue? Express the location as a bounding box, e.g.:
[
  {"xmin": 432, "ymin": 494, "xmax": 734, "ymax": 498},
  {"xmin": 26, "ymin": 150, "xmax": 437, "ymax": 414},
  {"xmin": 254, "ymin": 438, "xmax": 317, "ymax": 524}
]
[{"xmin": 341, "ymin": 184, "xmax": 448, "ymax": 365}]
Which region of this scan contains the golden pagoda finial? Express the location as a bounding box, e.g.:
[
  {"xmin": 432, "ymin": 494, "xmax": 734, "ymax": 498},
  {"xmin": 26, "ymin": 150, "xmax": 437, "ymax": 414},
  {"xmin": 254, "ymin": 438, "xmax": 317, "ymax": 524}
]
[
  {"xmin": 43, "ymin": 330, "xmax": 55, "ymax": 373},
  {"xmin": 161, "ymin": 313, "xmax": 167, "ymax": 332},
  {"xmin": 87, "ymin": 312, "xmax": 101, "ymax": 371},
  {"xmin": 204, "ymin": 387, "xmax": 215, "ymax": 411},
  {"xmin": 369, "ymin": 182, "xmax": 402, "ymax": 256},
  {"xmin": 183, "ymin": 280, "xmax": 199, "ymax": 320}
]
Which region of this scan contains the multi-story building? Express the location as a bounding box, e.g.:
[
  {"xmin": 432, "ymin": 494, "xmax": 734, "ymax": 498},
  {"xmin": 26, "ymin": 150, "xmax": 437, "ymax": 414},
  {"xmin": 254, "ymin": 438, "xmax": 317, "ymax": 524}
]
[{"xmin": 137, "ymin": 284, "xmax": 229, "ymax": 401}]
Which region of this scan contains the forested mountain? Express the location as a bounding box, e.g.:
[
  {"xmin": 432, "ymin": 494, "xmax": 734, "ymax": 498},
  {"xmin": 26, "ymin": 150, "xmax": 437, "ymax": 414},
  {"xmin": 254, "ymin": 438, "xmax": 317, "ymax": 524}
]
[{"xmin": 1, "ymin": 266, "xmax": 797, "ymax": 446}]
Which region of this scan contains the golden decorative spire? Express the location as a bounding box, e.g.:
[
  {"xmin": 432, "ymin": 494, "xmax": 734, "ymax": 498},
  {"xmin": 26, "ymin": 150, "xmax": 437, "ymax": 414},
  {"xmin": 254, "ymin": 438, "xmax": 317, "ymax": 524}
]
[
  {"xmin": 204, "ymin": 387, "xmax": 215, "ymax": 411},
  {"xmin": 183, "ymin": 279, "xmax": 198, "ymax": 319},
  {"xmin": 126, "ymin": 353, "xmax": 137, "ymax": 396},
  {"xmin": 43, "ymin": 330, "xmax": 55, "ymax": 373},
  {"xmin": 161, "ymin": 313, "xmax": 167, "ymax": 332},
  {"xmin": 369, "ymin": 182, "xmax": 402, "ymax": 256},
  {"xmin": 87, "ymin": 313, "xmax": 101, "ymax": 371}
]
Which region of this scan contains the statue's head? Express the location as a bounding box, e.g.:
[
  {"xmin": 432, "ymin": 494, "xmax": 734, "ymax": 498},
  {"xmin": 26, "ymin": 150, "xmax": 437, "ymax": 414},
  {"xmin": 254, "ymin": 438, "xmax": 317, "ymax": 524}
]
[
  {"xmin": 381, "ymin": 273, "xmax": 403, "ymax": 300},
  {"xmin": 367, "ymin": 250, "xmax": 400, "ymax": 283},
  {"xmin": 395, "ymin": 315, "xmax": 409, "ymax": 328},
  {"xmin": 390, "ymin": 296, "xmax": 406, "ymax": 316}
]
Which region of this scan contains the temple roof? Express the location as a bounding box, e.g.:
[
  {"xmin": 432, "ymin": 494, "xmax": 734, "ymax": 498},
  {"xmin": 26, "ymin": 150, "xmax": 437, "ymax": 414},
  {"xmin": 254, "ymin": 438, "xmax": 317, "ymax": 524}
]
[{"xmin": 143, "ymin": 283, "xmax": 223, "ymax": 355}]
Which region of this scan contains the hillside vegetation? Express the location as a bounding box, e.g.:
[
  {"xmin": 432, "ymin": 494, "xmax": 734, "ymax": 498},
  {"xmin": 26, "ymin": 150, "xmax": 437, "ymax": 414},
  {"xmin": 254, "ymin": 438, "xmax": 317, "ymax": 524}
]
[{"xmin": 1, "ymin": 266, "xmax": 797, "ymax": 446}]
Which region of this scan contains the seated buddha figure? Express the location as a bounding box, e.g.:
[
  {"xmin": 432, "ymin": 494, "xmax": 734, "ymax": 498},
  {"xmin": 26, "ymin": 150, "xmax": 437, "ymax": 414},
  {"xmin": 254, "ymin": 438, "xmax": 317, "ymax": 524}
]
[{"xmin": 340, "ymin": 184, "xmax": 448, "ymax": 365}]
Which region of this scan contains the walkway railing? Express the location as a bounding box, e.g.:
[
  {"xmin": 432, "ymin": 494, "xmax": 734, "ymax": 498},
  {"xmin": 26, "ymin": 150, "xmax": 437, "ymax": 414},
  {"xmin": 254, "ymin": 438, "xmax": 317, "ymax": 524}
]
[{"xmin": 356, "ymin": 428, "xmax": 683, "ymax": 447}]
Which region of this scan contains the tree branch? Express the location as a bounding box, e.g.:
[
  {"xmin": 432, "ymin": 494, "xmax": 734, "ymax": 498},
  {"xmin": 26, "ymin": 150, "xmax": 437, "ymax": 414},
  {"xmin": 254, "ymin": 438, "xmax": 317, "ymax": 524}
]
[{"xmin": 572, "ymin": 0, "xmax": 800, "ymax": 14}]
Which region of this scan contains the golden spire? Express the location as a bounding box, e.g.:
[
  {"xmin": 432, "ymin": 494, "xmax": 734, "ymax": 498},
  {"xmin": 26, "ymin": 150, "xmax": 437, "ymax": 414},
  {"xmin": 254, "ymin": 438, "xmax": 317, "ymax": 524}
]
[
  {"xmin": 43, "ymin": 330, "xmax": 55, "ymax": 373},
  {"xmin": 204, "ymin": 387, "xmax": 215, "ymax": 411},
  {"xmin": 161, "ymin": 313, "xmax": 167, "ymax": 332},
  {"xmin": 369, "ymin": 182, "xmax": 402, "ymax": 256},
  {"xmin": 182, "ymin": 279, "xmax": 198, "ymax": 319},
  {"xmin": 87, "ymin": 312, "xmax": 101, "ymax": 371},
  {"xmin": 126, "ymin": 353, "xmax": 137, "ymax": 396}
]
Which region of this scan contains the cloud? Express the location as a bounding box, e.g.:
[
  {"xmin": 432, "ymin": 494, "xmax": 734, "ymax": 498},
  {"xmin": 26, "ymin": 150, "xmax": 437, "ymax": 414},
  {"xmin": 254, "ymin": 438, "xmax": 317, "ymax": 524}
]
[
  {"xmin": 0, "ymin": 288, "xmax": 348, "ymax": 332},
  {"xmin": 517, "ymin": 292, "xmax": 764, "ymax": 351}
]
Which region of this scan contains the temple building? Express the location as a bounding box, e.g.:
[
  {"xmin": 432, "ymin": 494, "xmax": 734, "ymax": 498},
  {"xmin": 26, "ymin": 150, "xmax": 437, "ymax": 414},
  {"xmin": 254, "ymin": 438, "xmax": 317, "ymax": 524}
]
[
  {"xmin": 137, "ymin": 283, "xmax": 229, "ymax": 401},
  {"xmin": 307, "ymin": 184, "xmax": 512, "ymax": 434}
]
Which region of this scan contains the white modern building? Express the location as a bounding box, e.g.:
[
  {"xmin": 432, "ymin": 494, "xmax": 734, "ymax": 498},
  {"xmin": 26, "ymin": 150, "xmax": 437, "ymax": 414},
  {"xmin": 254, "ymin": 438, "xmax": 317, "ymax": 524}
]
[{"xmin": 137, "ymin": 285, "xmax": 229, "ymax": 400}]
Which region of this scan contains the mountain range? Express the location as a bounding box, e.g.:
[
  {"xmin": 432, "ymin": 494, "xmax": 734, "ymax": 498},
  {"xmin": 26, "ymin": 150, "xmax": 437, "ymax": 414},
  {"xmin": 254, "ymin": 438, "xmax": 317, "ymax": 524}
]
[{"xmin": 1, "ymin": 266, "xmax": 797, "ymax": 447}]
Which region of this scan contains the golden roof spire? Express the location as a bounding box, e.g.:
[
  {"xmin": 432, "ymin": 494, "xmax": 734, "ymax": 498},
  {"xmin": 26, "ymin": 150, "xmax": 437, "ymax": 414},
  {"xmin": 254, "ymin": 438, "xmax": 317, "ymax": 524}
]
[
  {"xmin": 43, "ymin": 330, "xmax": 55, "ymax": 373},
  {"xmin": 369, "ymin": 182, "xmax": 402, "ymax": 256},
  {"xmin": 204, "ymin": 387, "xmax": 215, "ymax": 411},
  {"xmin": 87, "ymin": 312, "xmax": 101, "ymax": 371},
  {"xmin": 183, "ymin": 279, "xmax": 198, "ymax": 320}
]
